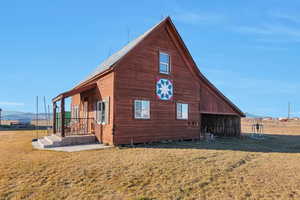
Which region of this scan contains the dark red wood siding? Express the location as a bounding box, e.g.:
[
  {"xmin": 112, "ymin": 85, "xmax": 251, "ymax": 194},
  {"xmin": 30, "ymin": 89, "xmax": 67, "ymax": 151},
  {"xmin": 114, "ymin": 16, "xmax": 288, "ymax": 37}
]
[
  {"xmin": 70, "ymin": 18, "xmax": 243, "ymax": 145},
  {"xmin": 71, "ymin": 72, "xmax": 115, "ymax": 144},
  {"xmin": 200, "ymin": 80, "xmax": 238, "ymax": 115},
  {"xmin": 113, "ymin": 23, "xmax": 202, "ymax": 144}
]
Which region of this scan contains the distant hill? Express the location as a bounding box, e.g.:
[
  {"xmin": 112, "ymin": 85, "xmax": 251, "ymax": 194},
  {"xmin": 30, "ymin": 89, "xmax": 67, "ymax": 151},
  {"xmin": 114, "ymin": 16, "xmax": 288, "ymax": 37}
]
[
  {"xmin": 1, "ymin": 111, "xmax": 52, "ymax": 122},
  {"xmin": 2, "ymin": 111, "xmax": 27, "ymax": 117},
  {"xmin": 245, "ymin": 112, "xmax": 266, "ymax": 118},
  {"xmin": 0, "ymin": 111, "xmax": 269, "ymax": 121}
]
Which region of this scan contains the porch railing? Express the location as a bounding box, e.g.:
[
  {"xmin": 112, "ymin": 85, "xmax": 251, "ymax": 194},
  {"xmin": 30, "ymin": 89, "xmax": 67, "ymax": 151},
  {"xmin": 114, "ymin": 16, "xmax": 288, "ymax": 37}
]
[{"xmin": 56, "ymin": 117, "xmax": 95, "ymax": 136}]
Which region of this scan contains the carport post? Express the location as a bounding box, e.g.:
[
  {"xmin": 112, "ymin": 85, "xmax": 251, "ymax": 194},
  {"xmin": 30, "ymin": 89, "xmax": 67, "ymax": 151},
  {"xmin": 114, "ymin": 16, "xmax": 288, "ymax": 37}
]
[
  {"xmin": 60, "ymin": 98, "xmax": 65, "ymax": 137},
  {"xmin": 52, "ymin": 102, "xmax": 57, "ymax": 134}
]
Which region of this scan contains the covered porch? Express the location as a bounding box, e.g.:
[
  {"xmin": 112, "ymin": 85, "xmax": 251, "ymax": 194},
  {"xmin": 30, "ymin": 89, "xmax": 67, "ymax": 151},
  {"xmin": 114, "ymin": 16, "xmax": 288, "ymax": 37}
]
[{"xmin": 52, "ymin": 83, "xmax": 98, "ymax": 137}]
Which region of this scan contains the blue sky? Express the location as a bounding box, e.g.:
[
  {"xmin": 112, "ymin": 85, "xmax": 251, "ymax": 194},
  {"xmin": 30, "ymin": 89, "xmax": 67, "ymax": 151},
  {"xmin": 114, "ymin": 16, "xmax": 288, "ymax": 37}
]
[{"xmin": 0, "ymin": 0, "xmax": 300, "ymax": 117}]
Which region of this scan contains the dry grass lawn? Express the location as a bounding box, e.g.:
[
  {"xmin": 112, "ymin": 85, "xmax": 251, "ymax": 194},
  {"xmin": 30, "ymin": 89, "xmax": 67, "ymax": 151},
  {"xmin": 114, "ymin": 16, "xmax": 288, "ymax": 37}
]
[
  {"xmin": 1, "ymin": 130, "xmax": 300, "ymax": 200},
  {"xmin": 242, "ymin": 118, "xmax": 300, "ymax": 135}
]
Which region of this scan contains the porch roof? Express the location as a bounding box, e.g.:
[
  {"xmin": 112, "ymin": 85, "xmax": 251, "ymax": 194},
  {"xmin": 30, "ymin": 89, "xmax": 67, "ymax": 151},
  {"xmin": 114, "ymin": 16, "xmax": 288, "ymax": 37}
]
[{"xmin": 52, "ymin": 83, "xmax": 97, "ymax": 103}]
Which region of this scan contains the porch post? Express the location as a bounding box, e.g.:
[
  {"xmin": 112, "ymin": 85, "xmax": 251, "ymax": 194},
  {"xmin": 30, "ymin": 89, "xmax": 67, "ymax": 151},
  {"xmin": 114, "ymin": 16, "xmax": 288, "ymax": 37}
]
[
  {"xmin": 53, "ymin": 102, "xmax": 57, "ymax": 134},
  {"xmin": 61, "ymin": 98, "xmax": 65, "ymax": 137}
]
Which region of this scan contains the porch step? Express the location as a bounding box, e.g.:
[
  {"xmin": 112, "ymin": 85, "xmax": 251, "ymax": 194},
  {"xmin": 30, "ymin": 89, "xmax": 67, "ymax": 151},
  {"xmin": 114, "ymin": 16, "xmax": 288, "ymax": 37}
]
[
  {"xmin": 59, "ymin": 135, "xmax": 97, "ymax": 146},
  {"xmin": 37, "ymin": 138, "xmax": 53, "ymax": 148},
  {"xmin": 44, "ymin": 135, "xmax": 62, "ymax": 146},
  {"xmin": 36, "ymin": 134, "xmax": 97, "ymax": 149}
]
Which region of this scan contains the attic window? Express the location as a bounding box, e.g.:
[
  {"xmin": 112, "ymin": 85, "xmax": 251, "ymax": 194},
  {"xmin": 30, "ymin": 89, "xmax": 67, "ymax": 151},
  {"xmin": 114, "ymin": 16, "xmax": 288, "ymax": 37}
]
[{"xmin": 159, "ymin": 52, "xmax": 170, "ymax": 74}]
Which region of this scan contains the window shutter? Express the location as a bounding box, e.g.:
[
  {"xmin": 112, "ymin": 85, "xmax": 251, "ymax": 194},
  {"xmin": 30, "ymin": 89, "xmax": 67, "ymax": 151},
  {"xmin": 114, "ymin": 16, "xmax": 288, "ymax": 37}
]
[
  {"xmin": 94, "ymin": 102, "xmax": 97, "ymax": 122},
  {"xmin": 105, "ymin": 97, "xmax": 110, "ymax": 124},
  {"xmin": 96, "ymin": 101, "xmax": 100, "ymax": 124},
  {"xmin": 99, "ymin": 101, "xmax": 102, "ymax": 124}
]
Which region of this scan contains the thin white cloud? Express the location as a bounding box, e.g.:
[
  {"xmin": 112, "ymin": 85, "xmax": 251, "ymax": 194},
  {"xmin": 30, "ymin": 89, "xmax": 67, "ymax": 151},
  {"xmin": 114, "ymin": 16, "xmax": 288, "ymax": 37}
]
[
  {"xmin": 236, "ymin": 24, "xmax": 300, "ymax": 37},
  {"xmin": 251, "ymin": 45, "xmax": 288, "ymax": 51},
  {"xmin": 173, "ymin": 11, "xmax": 225, "ymax": 25},
  {"xmin": 255, "ymin": 38, "xmax": 300, "ymax": 43},
  {"xmin": 268, "ymin": 11, "xmax": 300, "ymax": 24},
  {"xmin": 0, "ymin": 102, "xmax": 25, "ymax": 106},
  {"xmin": 203, "ymin": 67, "xmax": 300, "ymax": 95},
  {"xmin": 233, "ymin": 10, "xmax": 300, "ymax": 43},
  {"xmin": 236, "ymin": 26, "xmax": 274, "ymax": 35},
  {"xmin": 291, "ymin": 112, "xmax": 300, "ymax": 115}
]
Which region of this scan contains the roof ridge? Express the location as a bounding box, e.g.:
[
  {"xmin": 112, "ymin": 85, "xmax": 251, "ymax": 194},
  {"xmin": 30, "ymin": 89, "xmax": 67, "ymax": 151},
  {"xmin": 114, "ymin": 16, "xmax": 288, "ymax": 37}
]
[{"xmin": 76, "ymin": 17, "xmax": 169, "ymax": 87}]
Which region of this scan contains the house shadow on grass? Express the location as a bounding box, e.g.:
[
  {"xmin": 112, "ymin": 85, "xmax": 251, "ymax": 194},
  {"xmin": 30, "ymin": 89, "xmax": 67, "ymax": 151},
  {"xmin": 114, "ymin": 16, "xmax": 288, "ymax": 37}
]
[{"xmin": 131, "ymin": 133, "xmax": 300, "ymax": 153}]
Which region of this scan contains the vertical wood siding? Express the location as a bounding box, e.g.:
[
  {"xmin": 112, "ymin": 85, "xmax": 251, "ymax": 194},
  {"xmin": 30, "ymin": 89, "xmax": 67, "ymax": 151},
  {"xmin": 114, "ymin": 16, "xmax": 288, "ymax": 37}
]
[
  {"xmin": 200, "ymin": 81, "xmax": 238, "ymax": 114},
  {"xmin": 71, "ymin": 21, "xmax": 242, "ymax": 145},
  {"xmin": 114, "ymin": 25, "xmax": 202, "ymax": 144},
  {"xmin": 71, "ymin": 72, "xmax": 114, "ymax": 144}
]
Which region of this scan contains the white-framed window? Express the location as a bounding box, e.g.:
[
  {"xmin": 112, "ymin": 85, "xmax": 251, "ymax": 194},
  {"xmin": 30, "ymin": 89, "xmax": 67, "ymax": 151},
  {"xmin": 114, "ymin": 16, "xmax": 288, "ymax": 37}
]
[
  {"xmin": 96, "ymin": 97, "xmax": 109, "ymax": 124},
  {"xmin": 134, "ymin": 100, "xmax": 150, "ymax": 119},
  {"xmin": 159, "ymin": 52, "xmax": 170, "ymax": 74},
  {"xmin": 177, "ymin": 103, "xmax": 188, "ymax": 119}
]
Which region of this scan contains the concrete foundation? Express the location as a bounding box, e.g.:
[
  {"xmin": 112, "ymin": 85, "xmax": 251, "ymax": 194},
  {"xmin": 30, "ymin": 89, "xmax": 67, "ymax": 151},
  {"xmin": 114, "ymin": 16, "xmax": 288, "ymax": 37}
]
[{"xmin": 37, "ymin": 134, "xmax": 97, "ymax": 148}]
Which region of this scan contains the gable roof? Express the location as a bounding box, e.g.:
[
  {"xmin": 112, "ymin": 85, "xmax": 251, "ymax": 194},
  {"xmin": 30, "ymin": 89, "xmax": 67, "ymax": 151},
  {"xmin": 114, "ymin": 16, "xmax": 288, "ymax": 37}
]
[
  {"xmin": 76, "ymin": 17, "xmax": 168, "ymax": 87},
  {"xmin": 164, "ymin": 18, "xmax": 245, "ymax": 117},
  {"xmin": 74, "ymin": 17, "xmax": 244, "ymax": 117}
]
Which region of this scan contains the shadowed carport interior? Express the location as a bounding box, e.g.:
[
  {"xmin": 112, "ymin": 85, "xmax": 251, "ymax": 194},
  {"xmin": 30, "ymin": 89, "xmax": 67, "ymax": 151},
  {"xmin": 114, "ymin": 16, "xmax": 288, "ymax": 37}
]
[{"xmin": 201, "ymin": 114, "xmax": 241, "ymax": 137}]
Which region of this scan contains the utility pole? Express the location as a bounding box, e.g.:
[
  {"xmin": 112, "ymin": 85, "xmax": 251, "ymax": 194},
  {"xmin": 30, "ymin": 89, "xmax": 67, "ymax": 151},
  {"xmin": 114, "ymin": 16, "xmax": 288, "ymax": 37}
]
[
  {"xmin": 288, "ymin": 102, "xmax": 291, "ymax": 119},
  {"xmin": 36, "ymin": 96, "xmax": 39, "ymax": 138},
  {"xmin": 47, "ymin": 104, "xmax": 50, "ymax": 127},
  {"xmin": 43, "ymin": 96, "xmax": 47, "ymax": 123}
]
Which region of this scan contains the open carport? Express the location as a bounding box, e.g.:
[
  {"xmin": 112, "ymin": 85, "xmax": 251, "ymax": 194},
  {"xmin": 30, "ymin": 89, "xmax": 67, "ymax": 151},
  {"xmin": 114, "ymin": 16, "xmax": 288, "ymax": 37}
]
[{"xmin": 201, "ymin": 113, "xmax": 241, "ymax": 137}]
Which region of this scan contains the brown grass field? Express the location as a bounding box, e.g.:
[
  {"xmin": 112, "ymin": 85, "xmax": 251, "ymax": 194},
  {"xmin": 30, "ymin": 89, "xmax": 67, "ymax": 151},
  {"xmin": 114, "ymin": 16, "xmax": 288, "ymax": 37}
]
[
  {"xmin": 241, "ymin": 118, "xmax": 300, "ymax": 135},
  {"xmin": 1, "ymin": 121, "xmax": 300, "ymax": 200}
]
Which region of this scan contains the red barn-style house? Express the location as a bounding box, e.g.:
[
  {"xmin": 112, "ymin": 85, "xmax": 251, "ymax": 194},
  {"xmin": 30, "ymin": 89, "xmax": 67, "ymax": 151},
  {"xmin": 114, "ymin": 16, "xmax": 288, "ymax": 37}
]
[{"xmin": 52, "ymin": 17, "xmax": 245, "ymax": 145}]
